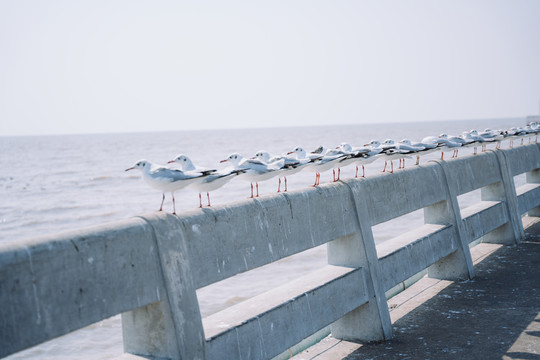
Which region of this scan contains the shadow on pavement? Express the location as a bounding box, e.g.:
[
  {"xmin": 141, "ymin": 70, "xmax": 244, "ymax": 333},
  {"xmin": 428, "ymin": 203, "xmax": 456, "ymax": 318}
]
[{"xmin": 344, "ymin": 234, "xmax": 540, "ymax": 360}]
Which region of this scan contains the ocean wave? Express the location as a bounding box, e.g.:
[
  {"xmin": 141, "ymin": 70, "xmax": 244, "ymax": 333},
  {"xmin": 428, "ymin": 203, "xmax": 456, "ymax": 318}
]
[{"xmin": 90, "ymin": 176, "xmax": 114, "ymax": 181}]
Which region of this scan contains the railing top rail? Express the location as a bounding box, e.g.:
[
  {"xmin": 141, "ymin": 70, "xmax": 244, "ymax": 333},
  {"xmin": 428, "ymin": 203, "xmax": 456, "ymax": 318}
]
[{"xmin": 0, "ymin": 217, "xmax": 165, "ymax": 356}]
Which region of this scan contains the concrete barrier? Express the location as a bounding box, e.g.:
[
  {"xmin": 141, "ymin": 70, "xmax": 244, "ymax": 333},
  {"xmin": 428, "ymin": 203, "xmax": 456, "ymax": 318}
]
[{"xmin": 2, "ymin": 144, "xmax": 540, "ymax": 359}]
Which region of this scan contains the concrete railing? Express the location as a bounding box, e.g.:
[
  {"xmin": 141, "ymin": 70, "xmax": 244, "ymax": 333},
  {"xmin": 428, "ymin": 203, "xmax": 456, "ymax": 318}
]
[{"xmin": 2, "ymin": 144, "xmax": 540, "ymax": 359}]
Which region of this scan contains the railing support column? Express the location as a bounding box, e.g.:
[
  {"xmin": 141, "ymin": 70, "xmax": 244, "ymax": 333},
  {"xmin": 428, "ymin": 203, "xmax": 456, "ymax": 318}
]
[
  {"xmin": 327, "ymin": 181, "xmax": 392, "ymax": 342},
  {"xmin": 479, "ymin": 151, "xmax": 523, "ymax": 244},
  {"xmin": 122, "ymin": 214, "xmax": 205, "ymax": 360},
  {"xmin": 426, "ymin": 161, "xmax": 474, "ymax": 280}
]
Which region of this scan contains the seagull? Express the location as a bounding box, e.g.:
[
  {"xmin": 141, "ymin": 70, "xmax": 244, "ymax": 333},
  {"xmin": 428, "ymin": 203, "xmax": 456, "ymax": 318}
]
[
  {"xmin": 479, "ymin": 128, "xmax": 505, "ymax": 149},
  {"xmin": 168, "ymin": 154, "xmax": 242, "ymax": 207},
  {"xmin": 253, "ymin": 150, "xmax": 302, "ymax": 192},
  {"xmin": 527, "ymin": 122, "xmax": 539, "ymax": 143},
  {"xmin": 399, "ymin": 139, "xmax": 437, "ymax": 165},
  {"xmin": 467, "ymin": 129, "xmax": 494, "ymax": 153},
  {"xmin": 393, "ymin": 139, "xmax": 426, "ymax": 168},
  {"xmin": 125, "ymin": 159, "xmax": 204, "ymax": 214},
  {"xmin": 220, "ymin": 153, "xmax": 283, "ymax": 198},
  {"xmin": 338, "ymin": 143, "xmax": 381, "ymax": 177},
  {"xmin": 438, "ymin": 134, "xmax": 465, "ymax": 159},
  {"xmin": 288, "ymin": 146, "xmax": 342, "ymax": 186},
  {"xmin": 309, "ymin": 146, "xmax": 349, "ymax": 183},
  {"xmin": 459, "ymin": 131, "xmax": 482, "ymax": 154},
  {"xmin": 505, "ymin": 127, "xmax": 530, "ymax": 147},
  {"xmin": 368, "ymin": 139, "xmax": 412, "ymax": 173}
]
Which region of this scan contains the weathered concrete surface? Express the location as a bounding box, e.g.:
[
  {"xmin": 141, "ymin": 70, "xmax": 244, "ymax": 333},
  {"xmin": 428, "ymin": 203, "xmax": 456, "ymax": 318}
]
[{"xmin": 292, "ymin": 219, "xmax": 540, "ymax": 360}]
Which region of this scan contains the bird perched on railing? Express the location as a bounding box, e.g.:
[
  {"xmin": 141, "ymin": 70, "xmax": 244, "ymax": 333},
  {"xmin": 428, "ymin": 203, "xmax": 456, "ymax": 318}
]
[
  {"xmin": 125, "ymin": 159, "xmax": 204, "ymax": 214},
  {"xmin": 337, "ymin": 142, "xmax": 379, "ymax": 178},
  {"xmin": 253, "ymin": 150, "xmax": 302, "ymax": 192},
  {"xmin": 306, "ymin": 146, "xmax": 349, "ymax": 184},
  {"xmin": 366, "ymin": 139, "xmax": 412, "ymax": 173},
  {"xmin": 220, "ymin": 153, "xmax": 283, "ymax": 198},
  {"xmin": 168, "ymin": 154, "xmax": 243, "ymax": 207},
  {"xmin": 399, "ymin": 139, "xmax": 437, "ymax": 165},
  {"xmin": 438, "ymin": 134, "xmax": 465, "ymax": 159}
]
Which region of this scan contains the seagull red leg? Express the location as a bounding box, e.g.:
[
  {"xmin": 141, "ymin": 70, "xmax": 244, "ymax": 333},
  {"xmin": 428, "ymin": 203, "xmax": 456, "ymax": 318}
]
[
  {"xmin": 207, "ymin": 192, "xmax": 211, "ymax": 207},
  {"xmin": 159, "ymin": 193, "xmax": 165, "ymax": 211}
]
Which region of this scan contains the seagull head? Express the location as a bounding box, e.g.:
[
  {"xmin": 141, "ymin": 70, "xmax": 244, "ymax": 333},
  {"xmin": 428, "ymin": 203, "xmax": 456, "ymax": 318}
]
[
  {"xmin": 439, "ymin": 133, "xmax": 448, "ymax": 139},
  {"xmin": 221, "ymin": 153, "xmax": 243, "ymax": 166},
  {"xmin": 125, "ymin": 159, "xmax": 150, "ymax": 172},
  {"xmin": 339, "ymin": 143, "xmax": 352, "ymax": 152},
  {"xmin": 400, "ymin": 139, "xmax": 412, "ymax": 145},
  {"xmin": 168, "ymin": 154, "xmax": 195, "ymax": 171},
  {"xmin": 254, "ymin": 151, "xmax": 271, "ymax": 163},
  {"xmin": 365, "ymin": 139, "xmax": 380, "ymax": 147},
  {"xmin": 288, "ymin": 146, "xmax": 306, "ymax": 158}
]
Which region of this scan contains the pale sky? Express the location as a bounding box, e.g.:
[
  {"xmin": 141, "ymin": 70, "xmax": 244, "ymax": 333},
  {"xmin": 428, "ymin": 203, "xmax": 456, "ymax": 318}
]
[{"xmin": 1, "ymin": 0, "xmax": 539, "ymax": 136}]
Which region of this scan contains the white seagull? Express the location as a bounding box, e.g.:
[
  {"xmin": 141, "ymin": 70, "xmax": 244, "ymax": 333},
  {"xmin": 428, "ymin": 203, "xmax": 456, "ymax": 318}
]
[
  {"xmin": 287, "ymin": 146, "xmax": 340, "ymax": 186},
  {"xmin": 438, "ymin": 134, "xmax": 464, "ymax": 159},
  {"xmin": 220, "ymin": 153, "xmax": 283, "ymax": 198},
  {"xmin": 253, "ymin": 150, "xmax": 302, "ymax": 192},
  {"xmin": 338, "ymin": 143, "xmax": 381, "ymax": 178},
  {"xmin": 368, "ymin": 140, "xmax": 412, "ymax": 173},
  {"xmin": 309, "ymin": 146, "xmax": 349, "ymax": 184},
  {"xmin": 311, "ymin": 145, "xmax": 351, "ymax": 182},
  {"xmin": 168, "ymin": 154, "xmax": 242, "ymax": 207},
  {"xmin": 125, "ymin": 159, "xmax": 204, "ymax": 214},
  {"xmin": 399, "ymin": 139, "xmax": 437, "ymax": 165}
]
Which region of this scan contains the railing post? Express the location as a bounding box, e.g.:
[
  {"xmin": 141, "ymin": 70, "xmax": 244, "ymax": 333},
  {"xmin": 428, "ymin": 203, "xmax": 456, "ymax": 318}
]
[
  {"xmin": 327, "ymin": 181, "xmax": 392, "ymax": 342},
  {"xmin": 479, "ymin": 150, "xmax": 523, "ymax": 244},
  {"xmin": 122, "ymin": 213, "xmax": 205, "ymax": 360},
  {"xmin": 425, "ymin": 161, "xmax": 475, "ymax": 280}
]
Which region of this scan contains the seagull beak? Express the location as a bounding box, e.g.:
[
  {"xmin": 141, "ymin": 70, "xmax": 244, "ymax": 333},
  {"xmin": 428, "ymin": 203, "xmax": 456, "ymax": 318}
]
[
  {"xmin": 220, "ymin": 159, "xmax": 227, "ymax": 163},
  {"xmin": 287, "ymin": 151, "xmax": 293, "ymax": 155},
  {"xmin": 125, "ymin": 167, "xmax": 134, "ymax": 171},
  {"xmin": 167, "ymin": 160, "xmax": 175, "ymax": 164}
]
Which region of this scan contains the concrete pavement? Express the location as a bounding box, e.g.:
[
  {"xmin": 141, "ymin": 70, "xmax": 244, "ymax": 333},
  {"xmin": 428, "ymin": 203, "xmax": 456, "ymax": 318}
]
[{"xmin": 292, "ymin": 219, "xmax": 540, "ymax": 360}]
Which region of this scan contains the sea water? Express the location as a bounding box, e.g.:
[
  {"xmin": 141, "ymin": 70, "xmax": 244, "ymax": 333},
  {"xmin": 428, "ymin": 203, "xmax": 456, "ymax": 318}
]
[{"xmin": 0, "ymin": 118, "xmax": 529, "ymax": 359}]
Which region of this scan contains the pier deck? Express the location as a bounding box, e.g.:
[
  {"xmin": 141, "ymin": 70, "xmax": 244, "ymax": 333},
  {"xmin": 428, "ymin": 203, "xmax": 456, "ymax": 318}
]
[{"xmin": 292, "ymin": 217, "xmax": 540, "ymax": 360}]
